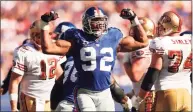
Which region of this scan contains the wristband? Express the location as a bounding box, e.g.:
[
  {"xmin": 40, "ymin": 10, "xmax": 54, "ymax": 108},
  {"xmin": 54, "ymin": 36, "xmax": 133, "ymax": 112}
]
[
  {"xmin": 9, "ymin": 93, "xmax": 18, "ymax": 101},
  {"xmin": 131, "ymin": 17, "xmax": 140, "ymax": 27},
  {"xmin": 40, "ymin": 20, "xmax": 50, "ymax": 30}
]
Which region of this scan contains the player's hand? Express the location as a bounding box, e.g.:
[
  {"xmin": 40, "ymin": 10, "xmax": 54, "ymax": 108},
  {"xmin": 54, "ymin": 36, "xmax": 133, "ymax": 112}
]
[
  {"xmin": 121, "ymin": 96, "xmax": 132, "ymax": 112},
  {"xmin": 120, "ymin": 8, "xmax": 136, "ymax": 21},
  {"xmin": 41, "ymin": 11, "xmax": 59, "ymax": 22}
]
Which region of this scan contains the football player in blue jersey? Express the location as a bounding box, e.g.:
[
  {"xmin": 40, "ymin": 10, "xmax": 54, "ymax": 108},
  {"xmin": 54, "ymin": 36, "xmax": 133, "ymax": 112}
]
[
  {"xmin": 50, "ymin": 22, "xmax": 78, "ymax": 111},
  {"xmin": 51, "ymin": 22, "xmax": 132, "ymax": 111},
  {"xmin": 40, "ymin": 7, "xmax": 148, "ymax": 111}
]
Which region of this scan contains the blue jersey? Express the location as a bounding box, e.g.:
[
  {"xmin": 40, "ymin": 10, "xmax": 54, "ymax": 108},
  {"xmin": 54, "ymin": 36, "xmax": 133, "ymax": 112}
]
[
  {"xmin": 63, "ymin": 27, "xmax": 123, "ymax": 91},
  {"xmin": 61, "ymin": 56, "xmax": 78, "ymax": 103}
]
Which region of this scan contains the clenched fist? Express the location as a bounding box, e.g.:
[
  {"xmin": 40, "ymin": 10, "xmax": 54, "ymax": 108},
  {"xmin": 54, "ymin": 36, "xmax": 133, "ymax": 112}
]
[
  {"xmin": 120, "ymin": 8, "xmax": 136, "ymax": 21},
  {"xmin": 41, "ymin": 11, "xmax": 59, "ymax": 22}
]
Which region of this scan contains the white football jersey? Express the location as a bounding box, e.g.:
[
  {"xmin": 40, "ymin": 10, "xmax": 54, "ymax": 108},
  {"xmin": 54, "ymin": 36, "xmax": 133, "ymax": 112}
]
[
  {"xmin": 12, "ymin": 42, "xmax": 62, "ymax": 100},
  {"xmin": 125, "ymin": 40, "xmax": 153, "ymax": 95},
  {"xmin": 149, "ymin": 35, "xmax": 192, "ymax": 94}
]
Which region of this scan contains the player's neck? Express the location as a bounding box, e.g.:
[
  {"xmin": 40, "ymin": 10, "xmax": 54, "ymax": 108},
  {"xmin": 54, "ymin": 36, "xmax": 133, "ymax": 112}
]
[{"xmin": 31, "ymin": 41, "xmax": 42, "ymax": 52}]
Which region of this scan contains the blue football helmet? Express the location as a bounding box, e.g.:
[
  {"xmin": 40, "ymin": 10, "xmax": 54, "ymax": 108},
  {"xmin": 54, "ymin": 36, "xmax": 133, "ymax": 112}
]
[
  {"xmin": 54, "ymin": 22, "xmax": 76, "ymax": 34},
  {"xmin": 54, "ymin": 22, "xmax": 76, "ymax": 39},
  {"xmin": 82, "ymin": 7, "xmax": 108, "ymax": 37}
]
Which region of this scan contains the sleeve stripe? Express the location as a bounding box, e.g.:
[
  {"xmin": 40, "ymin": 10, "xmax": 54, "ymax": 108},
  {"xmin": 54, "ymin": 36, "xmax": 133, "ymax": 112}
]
[{"xmin": 15, "ymin": 62, "xmax": 27, "ymax": 72}]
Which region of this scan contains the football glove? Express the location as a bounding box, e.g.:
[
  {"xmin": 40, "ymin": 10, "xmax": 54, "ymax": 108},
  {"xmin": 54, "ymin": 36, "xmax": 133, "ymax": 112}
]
[
  {"xmin": 41, "ymin": 11, "xmax": 59, "ymax": 22},
  {"xmin": 131, "ymin": 95, "xmax": 144, "ymax": 111},
  {"xmin": 121, "ymin": 96, "xmax": 133, "ymax": 112},
  {"xmin": 120, "ymin": 8, "xmax": 136, "ymax": 21}
]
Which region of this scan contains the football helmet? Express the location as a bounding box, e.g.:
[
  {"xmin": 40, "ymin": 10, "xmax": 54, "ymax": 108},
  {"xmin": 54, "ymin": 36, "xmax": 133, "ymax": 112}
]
[
  {"xmin": 82, "ymin": 7, "xmax": 108, "ymax": 37},
  {"xmin": 54, "ymin": 22, "xmax": 76, "ymax": 40},
  {"xmin": 129, "ymin": 17, "xmax": 156, "ymax": 38},
  {"xmin": 29, "ymin": 20, "xmax": 41, "ymax": 40},
  {"xmin": 54, "ymin": 22, "xmax": 76, "ymax": 34},
  {"xmin": 157, "ymin": 11, "xmax": 182, "ymax": 36}
]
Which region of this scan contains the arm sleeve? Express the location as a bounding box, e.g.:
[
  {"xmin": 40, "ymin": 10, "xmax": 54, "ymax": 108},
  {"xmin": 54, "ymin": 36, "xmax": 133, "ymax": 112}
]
[{"xmin": 11, "ymin": 50, "xmax": 26, "ymax": 76}]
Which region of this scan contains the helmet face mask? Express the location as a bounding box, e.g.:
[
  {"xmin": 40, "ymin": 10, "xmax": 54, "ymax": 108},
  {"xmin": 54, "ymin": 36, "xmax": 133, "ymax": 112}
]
[
  {"xmin": 157, "ymin": 11, "xmax": 182, "ymax": 36},
  {"xmin": 83, "ymin": 7, "xmax": 108, "ymax": 37},
  {"xmin": 88, "ymin": 17, "xmax": 108, "ymax": 37},
  {"xmin": 157, "ymin": 21, "xmax": 173, "ymax": 36}
]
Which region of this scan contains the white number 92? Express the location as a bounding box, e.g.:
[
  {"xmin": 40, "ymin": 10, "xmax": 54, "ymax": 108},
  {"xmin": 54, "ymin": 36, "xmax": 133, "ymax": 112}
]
[{"xmin": 80, "ymin": 47, "xmax": 114, "ymax": 72}]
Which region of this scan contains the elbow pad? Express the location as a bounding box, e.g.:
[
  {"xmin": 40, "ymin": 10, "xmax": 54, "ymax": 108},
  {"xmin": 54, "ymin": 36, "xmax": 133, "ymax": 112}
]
[
  {"xmin": 141, "ymin": 67, "xmax": 160, "ymax": 91},
  {"xmin": 110, "ymin": 82, "xmax": 125, "ymax": 103}
]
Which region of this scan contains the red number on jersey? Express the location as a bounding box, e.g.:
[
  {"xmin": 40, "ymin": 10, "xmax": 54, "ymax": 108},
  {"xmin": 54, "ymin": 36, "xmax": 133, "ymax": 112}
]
[
  {"xmin": 168, "ymin": 50, "xmax": 192, "ymax": 73},
  {"xmin": 168, "ymin": 50, "xmax": 183, "ymax": 73},
  {"xmin": 183, "ymin": 52, "xmax": 192, "ymax": 70},
  {"xmin": 40, "ymin": 60, "xmax": 47, "ymax": 80},
  {"xmin": 48, "ymin": 58, "xmax": 57, "ymax": 79},
  {"xmin": 40, "ymin": 58, "xmax": 57, "ymax": 80}
]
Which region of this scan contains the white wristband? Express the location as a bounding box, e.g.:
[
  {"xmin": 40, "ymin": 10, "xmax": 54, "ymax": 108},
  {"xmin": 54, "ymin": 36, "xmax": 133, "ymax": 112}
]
[
  {"xmin": 40, "ymin": 20, "xmax": 50, "ymax": 30},
  {"xmin": 131, "ymin": 17, "xmax": 140, "ymax": 27},
  {"xmin": 9, "ymin": 93, "xmax": 18, "ymax": 101}
]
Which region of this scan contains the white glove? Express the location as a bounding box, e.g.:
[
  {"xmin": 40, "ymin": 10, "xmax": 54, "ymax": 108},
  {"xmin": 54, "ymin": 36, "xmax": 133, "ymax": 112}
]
[
  {"xmin": 126, "ymin": 96, "xmax": 133, "ymax": 109},
  {"xmin": 131, "ymin": 95, "xmax": 144, "ymax": 110},
  {"xmin": 122, "ymin": 96, "xmax": 132, "ymax": 112}
]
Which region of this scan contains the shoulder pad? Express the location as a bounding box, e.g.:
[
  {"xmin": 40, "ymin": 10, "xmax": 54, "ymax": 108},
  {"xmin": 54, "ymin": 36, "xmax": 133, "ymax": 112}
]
[
  {"xmin": 108, "ymin": 27, "xmax": 123, "ymax": 40},
  {"xmin": 17, "ymin": 45, "xmax": 32, "ymax": 53},
  {"xmin": 108, "ymin": 27, "xmax": 121, "ymax": 32},
  {"xmin": 13, "ymin": 48, "xmax": 26, "ymax": 60}
]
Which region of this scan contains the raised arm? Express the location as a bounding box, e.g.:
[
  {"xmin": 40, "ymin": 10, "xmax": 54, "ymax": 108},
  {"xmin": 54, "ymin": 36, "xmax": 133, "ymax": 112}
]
[
  {"xmin": 117, "ymin": 9, "xmax": 148, "ymax": 52},
  {"xmin": 40, "ymin": 11, "xmax": 72, "ymax": 55}
]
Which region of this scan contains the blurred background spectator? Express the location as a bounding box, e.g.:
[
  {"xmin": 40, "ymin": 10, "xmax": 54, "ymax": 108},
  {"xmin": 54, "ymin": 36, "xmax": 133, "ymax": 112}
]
[{"xmin": 0, "ymin": 1, "xmax": 192, "ymax": 111}]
